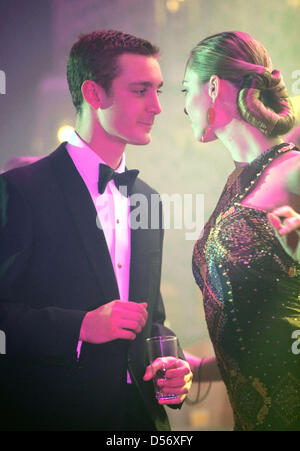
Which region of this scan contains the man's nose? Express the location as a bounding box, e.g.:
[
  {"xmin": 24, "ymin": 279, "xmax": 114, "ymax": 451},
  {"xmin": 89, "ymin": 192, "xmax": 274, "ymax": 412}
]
[{"xmin": 147, "ymin": 94, "xmax": 162, "ymax": 115}]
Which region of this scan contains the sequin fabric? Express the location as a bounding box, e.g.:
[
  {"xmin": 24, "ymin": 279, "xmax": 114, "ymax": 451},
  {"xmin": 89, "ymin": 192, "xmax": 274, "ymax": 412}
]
[{"xmin": 192, "ymin": 143, "xmax": 300, "ymax": 430}]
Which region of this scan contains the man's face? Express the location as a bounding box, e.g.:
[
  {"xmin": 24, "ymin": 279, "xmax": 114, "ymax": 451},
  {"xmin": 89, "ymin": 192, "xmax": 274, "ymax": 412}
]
[{"xmin": 97, "ymin": 53, "xmax": 163, "ymax": 145}]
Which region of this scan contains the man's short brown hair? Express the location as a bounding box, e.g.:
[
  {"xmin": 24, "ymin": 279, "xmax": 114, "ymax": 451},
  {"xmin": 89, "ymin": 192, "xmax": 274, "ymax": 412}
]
[{"xmin": 67, "ymin": 30, "xmax": 160, "ymax": 114}]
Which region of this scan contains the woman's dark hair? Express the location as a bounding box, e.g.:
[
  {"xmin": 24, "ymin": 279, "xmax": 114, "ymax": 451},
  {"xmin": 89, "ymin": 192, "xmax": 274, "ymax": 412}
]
[
  {"xmin": 187, "ymin": 31, "xmax": 295, "ymax": 136},
  {"xmin": 67, "ymin": 30, "xmax": 160, "ymax": 114}
]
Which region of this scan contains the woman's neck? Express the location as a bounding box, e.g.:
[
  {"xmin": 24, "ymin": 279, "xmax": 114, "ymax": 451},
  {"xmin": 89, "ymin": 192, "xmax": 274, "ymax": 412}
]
[{"xmin": 216, "ymin": 118, "xmax": 283, "ymax": 165}]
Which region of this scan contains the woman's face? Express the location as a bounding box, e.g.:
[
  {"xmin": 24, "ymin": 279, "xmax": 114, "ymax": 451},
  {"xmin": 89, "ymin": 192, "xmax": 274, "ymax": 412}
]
[{"xmin": 182, "ymin": 66, "xmax": 212, "ymax": 142}]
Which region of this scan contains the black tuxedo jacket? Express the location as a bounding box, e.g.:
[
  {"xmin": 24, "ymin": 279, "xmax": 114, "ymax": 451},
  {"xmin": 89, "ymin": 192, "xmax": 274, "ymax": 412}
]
[{"xmin": 0, "ymin": 143, "xmax": 183, "ymax": 431}]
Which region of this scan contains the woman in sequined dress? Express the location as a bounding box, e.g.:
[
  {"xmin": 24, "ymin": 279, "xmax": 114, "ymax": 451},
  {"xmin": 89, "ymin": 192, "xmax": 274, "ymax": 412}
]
[{"xmin": 182, "ymin": 31, "xmax": 300, "ymax": 430}]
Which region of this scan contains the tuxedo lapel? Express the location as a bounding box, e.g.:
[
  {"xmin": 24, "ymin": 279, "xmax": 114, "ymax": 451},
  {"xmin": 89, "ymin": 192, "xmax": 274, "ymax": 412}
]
[
  {"xmin": 128, "ymin": 183, "xmax": 150, "ymax": 303},
  {"xmin": 128, "ymin": 181, "xmax": 162, "ymax": 305},
  {"xmin": 47, "ymin": 144, "xmax": 119, "ymax": 306},
  {"xmin": 128, "ymin": 181, "xmax": 164, "ymax": 400}
]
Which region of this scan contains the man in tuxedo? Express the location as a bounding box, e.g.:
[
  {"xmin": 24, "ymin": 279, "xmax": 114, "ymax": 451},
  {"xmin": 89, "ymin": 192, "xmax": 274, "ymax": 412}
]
[{"xmin": 0, "ymin": 30, "xmax": 192, "ymax": 431}]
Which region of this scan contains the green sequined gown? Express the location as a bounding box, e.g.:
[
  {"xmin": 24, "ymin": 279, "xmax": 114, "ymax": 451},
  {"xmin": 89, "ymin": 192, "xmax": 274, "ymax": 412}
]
[{"xmin": 192, "ymin": 143, "xmax": 300, "ymax": 431}]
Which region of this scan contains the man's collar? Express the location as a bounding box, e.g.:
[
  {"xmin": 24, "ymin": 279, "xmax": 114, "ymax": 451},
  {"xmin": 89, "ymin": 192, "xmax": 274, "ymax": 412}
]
[{"xmin": 67, "ymin": 130, "xmax": 126, "ymax": 173}]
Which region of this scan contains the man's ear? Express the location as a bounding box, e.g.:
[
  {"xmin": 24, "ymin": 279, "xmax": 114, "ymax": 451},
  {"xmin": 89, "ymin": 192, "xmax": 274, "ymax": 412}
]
[
  {"xmin": 208, "ymin": 75, "xmax": 220, "ymax": 103},
  {"xmin": 81, "ymin": 80, "xmax": 109, "ymax": 110}
]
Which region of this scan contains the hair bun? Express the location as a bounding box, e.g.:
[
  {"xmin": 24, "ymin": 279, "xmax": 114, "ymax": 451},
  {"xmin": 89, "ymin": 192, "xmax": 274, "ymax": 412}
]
[
  {"xmin": 238, "ymin": 68, "xmax": 295, "ymax": 136},
  {"xmin": 268, "ymin": 69, "xmax": 290, "ymax": 98},
  {"xmin": 242, "ymin": 71, "xmax": 268, "ymax": 91},
  {"xmin": 242, "ymin": 69, "xmax": 286, "ymax": 93}
]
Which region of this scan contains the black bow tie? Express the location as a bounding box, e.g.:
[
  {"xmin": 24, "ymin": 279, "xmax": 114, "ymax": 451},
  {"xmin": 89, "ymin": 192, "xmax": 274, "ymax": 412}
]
[{"xmin": 98, "ymin": 163, "xmax": 139, "ymax": 197}]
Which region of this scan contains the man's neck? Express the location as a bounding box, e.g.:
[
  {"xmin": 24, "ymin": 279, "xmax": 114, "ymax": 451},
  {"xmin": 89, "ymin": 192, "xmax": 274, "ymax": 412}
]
[{"xmin": 75, "ymin": 116, "xmax": 125, "ymax": 170}]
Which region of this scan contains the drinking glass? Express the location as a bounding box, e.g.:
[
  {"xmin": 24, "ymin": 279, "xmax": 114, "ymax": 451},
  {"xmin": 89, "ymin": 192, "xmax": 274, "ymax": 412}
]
[{"xmin": 146, "ymin": 335, "xmax": 178, "ymax": 401}]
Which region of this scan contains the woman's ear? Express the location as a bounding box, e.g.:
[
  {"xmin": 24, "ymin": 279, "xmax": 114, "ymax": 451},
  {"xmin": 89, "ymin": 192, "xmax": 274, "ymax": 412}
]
[
  {"xmin": 208, "ymin": 75, "xmax": 220, "ymax": 103},
  {"xmin": 81, "ymin": 80, "xmax": 109, "ymax": 110}
]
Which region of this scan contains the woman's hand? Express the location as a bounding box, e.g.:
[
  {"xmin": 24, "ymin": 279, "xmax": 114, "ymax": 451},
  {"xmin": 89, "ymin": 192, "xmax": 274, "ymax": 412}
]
[{"xmin": 268, "ymin": 206, "xmax": 300, "ymax": 235}]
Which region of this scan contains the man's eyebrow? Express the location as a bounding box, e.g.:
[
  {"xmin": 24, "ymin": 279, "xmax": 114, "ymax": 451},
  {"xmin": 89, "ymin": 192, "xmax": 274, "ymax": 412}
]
[{"xmin": 128, "ymin": 81, "xmax": 164, "ymax": 88}]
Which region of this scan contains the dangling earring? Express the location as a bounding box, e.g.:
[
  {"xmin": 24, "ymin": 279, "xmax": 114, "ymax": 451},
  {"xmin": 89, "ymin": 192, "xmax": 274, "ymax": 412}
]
[
  {"xmin": 201, "ymin": 105, "xmax": 215, "ymax": 142},
  {"xmin": 207, "ymin": 105, "xmax": 215, "ymax": 124}
]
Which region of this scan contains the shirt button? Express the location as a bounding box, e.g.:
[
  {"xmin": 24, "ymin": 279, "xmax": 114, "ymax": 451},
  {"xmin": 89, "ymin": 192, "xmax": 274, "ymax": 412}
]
[
  {"xmin": 116, "ymin": 219, "xmax": 120, "ymax": 224},
  {"xmin": 118, "ymin": 263, "xmax": 122, "ymax": 269}
]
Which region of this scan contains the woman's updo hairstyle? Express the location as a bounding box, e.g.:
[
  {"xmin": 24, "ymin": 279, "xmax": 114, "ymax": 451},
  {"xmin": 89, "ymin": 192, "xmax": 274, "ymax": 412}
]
[{"xmin": 187, "ymin": 31, "xmax": 295, "ymax": 136}]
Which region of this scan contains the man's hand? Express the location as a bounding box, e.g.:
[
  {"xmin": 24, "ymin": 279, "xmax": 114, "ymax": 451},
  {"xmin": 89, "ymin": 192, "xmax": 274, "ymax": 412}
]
[
  {"xmin": 143, "ymin": 356, "xmax": 193, "ymax": 405},
  {"xmin": 79, "ymin": 300, "xmax": 148, "ymax": 344},
  {"xmin": 268, "ymin": 206, "xmax": 300, "ymax": 235}
]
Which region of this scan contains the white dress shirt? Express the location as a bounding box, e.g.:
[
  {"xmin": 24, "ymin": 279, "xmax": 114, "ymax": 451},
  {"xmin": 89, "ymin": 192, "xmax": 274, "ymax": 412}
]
[{"xmin": 66, "ymin": 131, "xmax": 132, "ymax": 381}]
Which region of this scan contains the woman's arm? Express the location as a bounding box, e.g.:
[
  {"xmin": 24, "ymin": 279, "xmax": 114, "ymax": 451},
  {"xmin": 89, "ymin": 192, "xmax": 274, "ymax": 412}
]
[
  {"xmin": 267, "ymin": 159, "xmax": 300, "ymax": 260},
  {"xmin": 183, "ymin": 350, "xmax": 222, "ymax": 382}
]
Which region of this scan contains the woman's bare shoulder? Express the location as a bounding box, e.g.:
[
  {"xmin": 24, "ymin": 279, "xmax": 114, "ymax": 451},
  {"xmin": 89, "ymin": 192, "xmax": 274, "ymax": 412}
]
[{"xmin": 241, "ymin": 150, "xmax": 300, "ymax": 210}]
